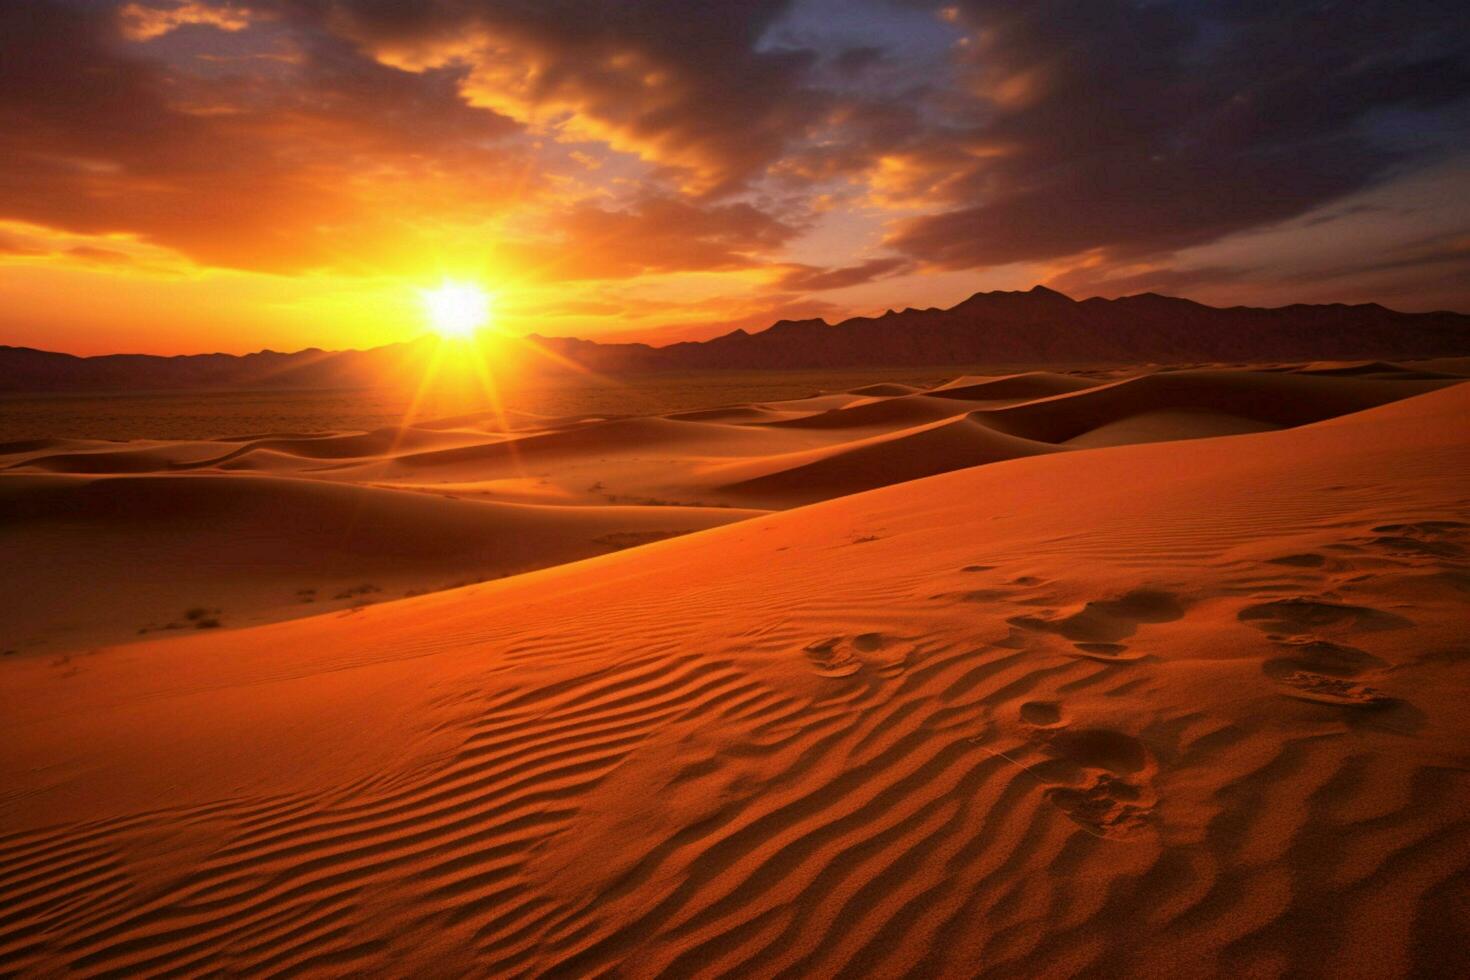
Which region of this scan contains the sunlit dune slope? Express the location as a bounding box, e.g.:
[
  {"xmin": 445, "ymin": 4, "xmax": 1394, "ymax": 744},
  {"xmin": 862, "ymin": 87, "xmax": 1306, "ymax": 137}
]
[
  {"xmin": 709, "ymin": 415, "xmax": 1058, "ymax": 506},
  {"xmin": 2, "ymin": 383, "xmax": 1467, "ymax": 978}
]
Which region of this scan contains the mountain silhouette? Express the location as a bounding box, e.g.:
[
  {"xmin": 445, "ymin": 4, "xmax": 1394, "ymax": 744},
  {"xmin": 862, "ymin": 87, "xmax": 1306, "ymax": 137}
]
[{"xmin": 4, "ymin": 287, "xmax": 1467, "ymax": 392}]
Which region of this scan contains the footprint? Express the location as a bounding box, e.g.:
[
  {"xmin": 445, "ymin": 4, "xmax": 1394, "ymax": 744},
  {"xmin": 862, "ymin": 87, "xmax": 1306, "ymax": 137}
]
[
  {"xmin": 1275, "ymin": 671, "xmax": 1391, "ymax": 707},
  {"xmin": 1019, "ymin": 700, "xmax": 1063, "ymax": 727},
  {"xmin": 1362, "ymin": 521, "xmax": 1467, "ymax": 557},
  {"xmin": 1261, "ymin": 637, "xmax": 1386, "ymax": 680},
  {"xmin": 1368, "ymin": 535, "xmax": 1464, "ymax": 558},
  {"xmin": 1072, "ymin": 641, "xmax": 1125, "ymax": 654},
  {"xmin": 1238, "ymin": 597, "xmax": 1412, "ymax": 634},
  {"xmin": 803, "ymin": 633, "xmax": 912, "ymax": 678},
  {"xmin": 1049, "ymin": 728, "xmax": 1149, "ymax": 774},
  {"xmin": 1371, "ymin": 520, "xmax": 1468, "ymax": 534},
  {"xmin": 1267, "ymin": 553, "xmax": 1326, "ymax": 568},
  {"xmin": 1071, "ymin": 642, "xmax": 1147, "ymax": 663},
  {"xmin": 1010, "ymin": 588, "xmax": 1184, "ymax": 644},
  {"xmin": 1046, "ymin": 777, "xmax": 1149, "ymax": 837},
  {"xmin": 1032, "ymin": 728, "xmax": 1154, "ymax": 837},
  {"xmin": 933, "ymin": 588, "xmax": 1012, "ymax": 602},
  {"xmin": 802, "ymin": 638, "xmax": 862, "ymax": 678}
]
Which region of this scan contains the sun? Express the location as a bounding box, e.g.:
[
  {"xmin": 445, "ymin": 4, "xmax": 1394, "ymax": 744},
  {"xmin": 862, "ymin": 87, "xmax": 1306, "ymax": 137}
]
[{"xmin": 421, "ymin": 281, "xmax": 492, "ymax": 339}]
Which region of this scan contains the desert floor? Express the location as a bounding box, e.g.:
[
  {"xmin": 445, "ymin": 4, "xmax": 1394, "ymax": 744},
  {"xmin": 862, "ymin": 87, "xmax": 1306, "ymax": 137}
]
[{"xmin": 2, "ymin": 361, "xmax": 1468, "ymax": 977}]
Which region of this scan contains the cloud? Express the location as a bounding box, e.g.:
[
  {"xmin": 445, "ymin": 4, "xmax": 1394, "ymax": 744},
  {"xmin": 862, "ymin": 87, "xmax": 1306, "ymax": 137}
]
[
  {"xmin": 1044, "ymin": 262, "xmax": 1249, "ymax": 302},
  {"xmin": 591, "ymin": 293, "xmax": 849, "ymax": 344},
  {"xmin": 119, "ymin": 1, "xmax": 254, "ymax": 41},
  {"xmin": 310, "ymin": 0, "xmax": 825, "ymax": 194},
  {"xmin": 516, "ymin": 194, "xmax": 800, "ymax": 280},
  {"xmin": 0, "ymin": 0, "xmax": 525, "ymax": 273},
  {"xmin": 833, "ymin": 45, "xmax": 886, "ymax": 76},
  {"xmin": 1047, "ymin": 224, "xmax": 1470, "ymax": 313},
  {"xmin": 884, "ymin": 1, "xmax": 1470, "ymax": 274},
  {"xmin": 1043, "ymin": 151, "xmax": 1470, "ymax": 312},
  {"xmin": 774, "ymin": 256, "xmax": 911, "ymax": 291},
  {"xmin": 2, "ymin": 0, "xmax": 1467, "ymax": 336},
  {"xmin": 65, "ymin": 245, "xmax": 137, "ymax": 265}
]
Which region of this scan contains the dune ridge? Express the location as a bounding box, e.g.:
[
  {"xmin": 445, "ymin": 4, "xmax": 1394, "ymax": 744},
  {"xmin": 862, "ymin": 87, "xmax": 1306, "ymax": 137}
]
[
  {"xmin": 2, "ymin": 363, "xmax": 1461, "ymax": 655},
  {"xmin": 1, "ymin": 379, "xmax": 1467, "ymax": 977}
]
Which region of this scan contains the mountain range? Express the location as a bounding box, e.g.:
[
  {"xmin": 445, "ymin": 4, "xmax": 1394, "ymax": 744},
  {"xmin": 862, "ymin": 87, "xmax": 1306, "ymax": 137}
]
[{"xmin": 5, "ymin": 286, "xmax": 1468, "ymax": 392}]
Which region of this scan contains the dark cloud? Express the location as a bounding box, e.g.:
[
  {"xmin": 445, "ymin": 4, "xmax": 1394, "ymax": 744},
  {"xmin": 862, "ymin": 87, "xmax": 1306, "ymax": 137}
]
[
  {"xmin": 291, "ymin": 0, "xmax": 823, "ymax": 193},
  {"xmin": 886, "ymin": 0, "xmax": 1470, "ymax": 270},
  {"xmin": 3, "ymin": 0, "xmax": 1468, "ymax": 311},
  {"xmin": 775, "ymin": 256, "xmax": 911, "ymax": 291},
  {"xmin": 832, "ymin": 45, "xmax": 886, "ymax": 76},
  {"xmin": 1047, "ymin": 229, "xmax": 1470, "ymax": 313},
  {"xmin": 1268, "ymin": 229, "xmax": 1470, "ymax": 310}
]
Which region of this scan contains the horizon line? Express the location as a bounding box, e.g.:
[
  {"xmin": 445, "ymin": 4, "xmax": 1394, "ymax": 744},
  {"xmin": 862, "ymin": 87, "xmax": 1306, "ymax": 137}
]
[{"xmin": 6, "ymin": 284, "xmax": 1465, "ymax": 360}]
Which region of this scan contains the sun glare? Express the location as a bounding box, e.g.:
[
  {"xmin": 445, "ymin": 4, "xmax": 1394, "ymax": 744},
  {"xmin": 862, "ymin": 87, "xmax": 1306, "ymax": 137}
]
[{"xmin": 421, "ymin": 281, "xmax": 492, "ymax": 339}]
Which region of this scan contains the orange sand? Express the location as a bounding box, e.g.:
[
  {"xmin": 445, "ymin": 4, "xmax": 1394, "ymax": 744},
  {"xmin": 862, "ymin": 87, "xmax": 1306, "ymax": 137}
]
[{"xmin": 1, "ymin": 364, "xmax": 1468, "ymax": 976}]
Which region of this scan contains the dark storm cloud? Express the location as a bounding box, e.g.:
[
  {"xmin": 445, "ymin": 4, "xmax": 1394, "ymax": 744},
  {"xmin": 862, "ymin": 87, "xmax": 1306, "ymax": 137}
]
[
  {"xmin": 1046, "ymin": 229, "xmax": 1470, "ymax": 313},
  {"xmin": 885, "ymin": 0, "xmax": 1470, "ymax": 269},
  {"xmin": 285, "ymin": 0, "xmax": 824, "ymax": 193}
]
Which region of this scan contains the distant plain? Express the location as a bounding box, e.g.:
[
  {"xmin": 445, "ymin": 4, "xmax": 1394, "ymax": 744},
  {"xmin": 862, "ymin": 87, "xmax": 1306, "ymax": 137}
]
[{"xmin": 0, "ymin": 367, "xmax": 976, "ymax": 443}]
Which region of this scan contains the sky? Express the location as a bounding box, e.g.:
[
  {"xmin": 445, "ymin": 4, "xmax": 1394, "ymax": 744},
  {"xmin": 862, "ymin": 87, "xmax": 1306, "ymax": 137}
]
[{"xmin": 2, "ymin": 0, "xmax": 1468, "ymax": 355}]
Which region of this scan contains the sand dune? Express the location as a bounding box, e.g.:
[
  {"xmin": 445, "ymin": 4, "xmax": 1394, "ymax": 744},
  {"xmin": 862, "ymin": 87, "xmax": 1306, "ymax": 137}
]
[
  {"xmin": 0, "ymin": 474, "xmax": 759, "ymax": 654},
  {"xmin": 973, "ymin": 369, "xmax": 1454, "ymax": 442},
  {"xmin": 203, "ymin": 425, "xmax": 491, "ymax": 463},
  {"xmin": 2, "ymin": 364, "xmax": 1459, "ymax": 656},
  {"xmin": 0, "ymin": 438, "xmax": 99, "ymax": 456},
  {"xmin": 10, "ymin": 442, "xmax": 231, "ymax": 474},
  {"xmin": 2, "ymin": 381, "xmax": 1466, "ymax": 977},
  {"xmin": 666, "ymin": 405, "xmax": 801, "ymax": 424},
  {"xmin": 758, "ymin": 393, "xmax": 982, "ymax": 430},
  {"xmin": 1061, "ymin": 408, "xmax": 1279, "ymax": 447},
  {"xmin": 388, "ymin": 416, "xmax": 761, "ymax": 469},
  {"xmin": 1284, "ymin": 360, "xmax": 1468, "ymax": 380},
  {"xmin": 756, "ymin": 392, "xmax": 872, "ymax": 413},
  {"xmin": 931, "ymin": 370, "xmax": 1103, "ymax": 400},
  {"xmin": 846, "ymin": 382, "xmax": 923, "ymax": 397},
  {"xmin": 712, "ymin": 415, "xmax": 1057, "ymax": 505}
]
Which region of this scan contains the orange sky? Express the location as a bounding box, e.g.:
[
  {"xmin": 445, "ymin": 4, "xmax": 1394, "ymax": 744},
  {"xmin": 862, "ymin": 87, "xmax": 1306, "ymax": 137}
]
[{"xmin": 2, "ymin": 1, "xmax": 1467, "ymax": 356}]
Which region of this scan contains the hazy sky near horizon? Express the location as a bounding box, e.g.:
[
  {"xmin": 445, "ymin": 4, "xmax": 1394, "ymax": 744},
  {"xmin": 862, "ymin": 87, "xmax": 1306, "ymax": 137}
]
[{"xmin": 3, "ymin": 0, "xmax": 1468, "ymax": 354}]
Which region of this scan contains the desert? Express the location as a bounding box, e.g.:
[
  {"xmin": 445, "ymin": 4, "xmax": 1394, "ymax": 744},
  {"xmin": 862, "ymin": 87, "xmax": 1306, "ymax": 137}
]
[
  {"xmin": 3, "ymin": 358, "xmax": 1469, "ymax": 976},
  {"xmin": 4, "ymin": 1, "xmax": 1470, "ymax": 976}
]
